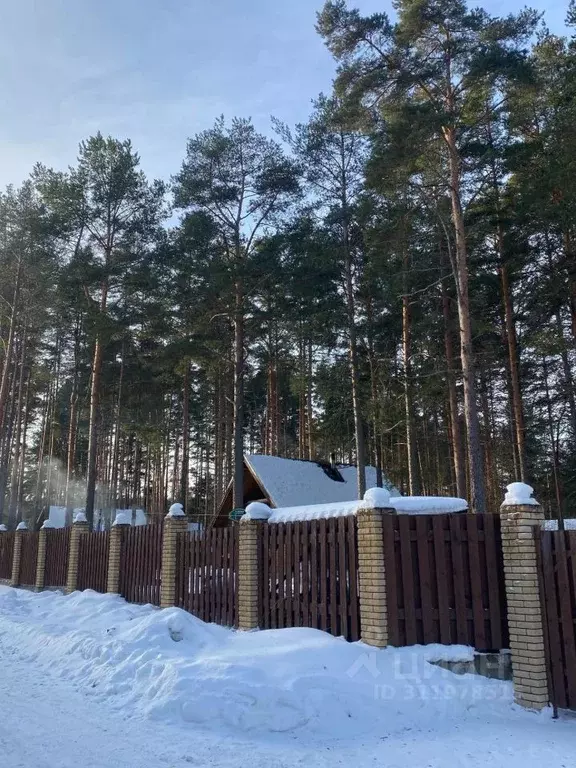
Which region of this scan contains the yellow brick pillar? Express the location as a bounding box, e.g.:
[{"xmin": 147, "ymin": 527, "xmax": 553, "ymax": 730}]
[
  {"xmin": 500, "ymin": 482, "xmax": 548, "ymax": 710},
  {"xmin": 35, "ymin": 522, "xmax": 51, "ymax": 591},
  {"xmin": 160, "ymin": 503, "xmax": 189, "ymax": 609},
  {"xmin": 106, "ymin": 510, "xmax": 131, "ymax": 594},
  {"xmin": 66, "ymin": 512, "xmax": 89, "ymax": 594},
  {"xmin": 357, "ymin": 488, "xmax": 396, "ymax": 648},
  {"xmin": 11, "ymin": 521, "xmax": 28, "ymax": 587},
  {"xmin": 237, "ymin": 502, "xmax": 269, "ymax": 630}
]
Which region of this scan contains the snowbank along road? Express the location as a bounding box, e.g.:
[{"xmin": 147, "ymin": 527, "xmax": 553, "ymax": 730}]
[{"xmin": 0, "ymin": 586, "xmax": 574, "ymax": 768}]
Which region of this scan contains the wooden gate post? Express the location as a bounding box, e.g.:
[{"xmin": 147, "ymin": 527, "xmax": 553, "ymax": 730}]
[
  {"xmin": 238, "ymin": 503, "xmax": 269, "ymax": 630},
  {"xmin": 66, "ymin": 513, "xmax": 89, "ymax": 594},
  {"xmin": 160, "ymin": 503, "xmax": 189, "ymax": 609},
  {"xmin": 107, "ymin": 511, "xmax": 131, "ymax": 594},
  {"xmin": 357, "ymin": 488, "xmax": 395, "ymax": 648},
  {"xmin": 35, "ymin": 522, "xmax": 51, "ymax": 592},
  {"xmin": 500, "ymin": 482, "xmax": 548, "ymax": 710},
  {"xmin": 11, "ymin": 521, "xmax": 28, "ymax": 587}
]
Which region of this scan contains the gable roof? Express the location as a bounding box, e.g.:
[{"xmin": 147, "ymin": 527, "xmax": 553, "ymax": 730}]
[{"xmin": 244, "ymin": 454, "xmax": 400, "ymax": 509}]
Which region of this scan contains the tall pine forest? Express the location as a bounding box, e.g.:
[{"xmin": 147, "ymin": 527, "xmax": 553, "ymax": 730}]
[{"xmin": 2, "ymin": 0, "xmax": 576, "ymax": 528}]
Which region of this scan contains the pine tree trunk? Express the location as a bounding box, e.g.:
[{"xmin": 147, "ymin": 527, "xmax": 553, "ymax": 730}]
[
  {"xmin": 441, "ymin": 274, "xmax": 466, "ymax": 498},
  {"xmin": 0, "ymin": 257, "xmax": 21, "ymax": 433},
  {"xmin": 500, "ymin": 259, "xmax": 527, "ymax": 481},
  {"xmin": 542, "ymin": 355, "xmax": 564, "ymax": 516},
  {"xmin": 402, "ymin": 248, "xmax": 420, "ymax": 495},
  {"xmin": 444, "ymin": 127, "xmax": 486, "ymax": 513},
  {"xmin": 85, "ymin": 282, "xmax": 109, "ymax": 527},
  {"xmin": 180, "ymin": 361, "xmax": 190, "ymax": 511},
  {"xmin": 7, "ymin": 351, "xmax": 27, "ymax": 526},
  {"xmin": 232, "ymin": 278, "xmax": 245, "ymax": 510},
  {"xmin": 307, "ymin": 341, "xmax": 314, "ymax": 460}
]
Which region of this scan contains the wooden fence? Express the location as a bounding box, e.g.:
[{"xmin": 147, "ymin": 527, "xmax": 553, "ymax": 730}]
[
  {"xmin": 383, "ymin": 513, "xmax": 508, "ymax": 651},
  {"xmin": 78, "ymin": 531, "xmax": 110, "ymax": 593},
  {"xmin": 0, "ymin": 532, "xmax": 15, "ymax": 580},
  {"xmin": 119, "ymin": 524, "xmax": 163, "ymax": 606},
  {"xmin": 175, "ymin": 527, "xmax": 238, "ymax": 626},
  {"xmin": 19, "ymin": 532, "xmax": 39, "ymax": 586},
  {"xmin": 538, "ymin": 528, "xmax": 576, "ymax": 711},
  {"xmin": 44, "ymin": 528, "xmax": 71, "ymax": 587},
  {"xmin": 258, "ymin": 518, "xmax": 361, "ymax": 642}
]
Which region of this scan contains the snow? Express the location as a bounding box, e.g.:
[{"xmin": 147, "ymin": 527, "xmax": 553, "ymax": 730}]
[
  {"xmin": 15, "ymin": 521, "xmax": 27, "ymax": 531},
  {"xmin": 41, "ymin": 519, "xmax": 55, "ymax": 529},
  {"xmin": 245, "ymin": 454, "xmax": 400, "ymax": 508},
  {"xmin": 73, "ymin": 510, "xmax": 88, "ymax": 523},
  {"xmin": 392, "ymin": 495, "xmax": 468, "ymax": 514},
  {"xmin": 360, "ymin": 486, "xmax": 391, "ymax": 508},
  {"xmin": 268, "ymin": 494, "xmax": 468, "ymax": 523},
  {"xmin": 503, "ymin": 482, "xmax": 539, "ymax": 507},
  {"xmin": 168, "ymin": 502, "xmax": 185, "ymax": 517},
  {"xmin": 245, "ymin": 501, "xmax": 272, "ymax": 520},
  {"xmin": 0, "ymin": 524, "xmax": 7, "ymax": 532},
  {"xmin": 48, "ymin": 505, "xmax": 67, "ymax": 528},
  {"xmin": 112, "ymin": 510, "xmax": 131, "ymax": 526},
  {"xmin": 541, "ymin": 519, "xmax": 576, "ymax": 530},
  {"xmin": 0, "ymin": 587, "xmax": 574, "ymax": 768},
  {"xmin": 269, "ymin": 500, "xmax": 358, "ymax": 522}
]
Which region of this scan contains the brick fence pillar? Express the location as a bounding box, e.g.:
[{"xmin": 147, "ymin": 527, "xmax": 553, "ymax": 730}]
[
  {"xmin": 107, "ymin": 511, "xmax": 131, "ymax": 594},
  {"xmin": 357, "ymin": 488, "xmax": 396, "ymax": 648},
  {"xmin": 11, "ymin": 521, "xmax": 28, "ymax": 587},
  {"xmin": 500, "ymin": 482, "xmax": 548, "ymax": 710},
  {"xmin": 160, "ymin": 503, "xmax": 189, "ymax": 609},
  {"xmin": 66, "ymin": 513, "xmax": 89, "ymax": 594},
  {"xmin": 237, "ymin": 503, "xmax": 270, "ymax": 630},
  {"xmin": 35, "ymin": 522, "xmax": 51, "ymax": 591}
]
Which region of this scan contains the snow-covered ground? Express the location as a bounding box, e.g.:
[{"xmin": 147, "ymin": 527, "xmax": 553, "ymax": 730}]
[{"xmin": 0, "ymin": 587, "xmax": 574, "ymax": 768}]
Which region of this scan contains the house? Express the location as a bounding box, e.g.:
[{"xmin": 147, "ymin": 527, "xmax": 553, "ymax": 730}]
[{"xmin": 214, "ymin": 454, "xmax": 401, "ymax": 526}]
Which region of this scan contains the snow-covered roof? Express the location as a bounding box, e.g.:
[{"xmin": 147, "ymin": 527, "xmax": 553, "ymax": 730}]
[
  {"xmin": 245, "ymin": 454, "xmax": 400, "ymax": 508},
  {"xmin": 266, "ymin": 495, "xmax": 468, "ymax": 523}
]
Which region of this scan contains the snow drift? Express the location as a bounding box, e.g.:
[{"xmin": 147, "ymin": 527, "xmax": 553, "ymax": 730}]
[{"xmin": 0, "ymin": 586, "xmax": 524, "ymax": 740}]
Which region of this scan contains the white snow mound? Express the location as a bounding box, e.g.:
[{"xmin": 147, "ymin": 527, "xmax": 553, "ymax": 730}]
[{"xmin": 0, "ymin": 587, "xmax": 519, "ymax": 738}]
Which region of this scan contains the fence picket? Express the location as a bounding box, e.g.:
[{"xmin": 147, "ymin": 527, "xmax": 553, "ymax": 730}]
[
  {"xmin": 416, "ymin": 516, "xmax": 433, "ymax": 642},
  {"xmin": 466, "ymin": 516, "xmax": 487, "ymax": 650}
]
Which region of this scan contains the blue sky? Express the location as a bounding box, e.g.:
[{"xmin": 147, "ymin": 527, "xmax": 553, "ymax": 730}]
[{"xmin": 0, "ymin": 0, "xmax": 570, "ymax": 188}]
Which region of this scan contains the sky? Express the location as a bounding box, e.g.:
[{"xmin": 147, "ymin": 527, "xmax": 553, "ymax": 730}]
[{"xmin": 0, "ymin": 0, "xmax": 570, "ymax": 189}]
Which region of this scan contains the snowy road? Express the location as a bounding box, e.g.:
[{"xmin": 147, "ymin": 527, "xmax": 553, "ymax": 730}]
[{"xmin": 0, "ymin": 587, "xmax": 575, "ymax": 768}]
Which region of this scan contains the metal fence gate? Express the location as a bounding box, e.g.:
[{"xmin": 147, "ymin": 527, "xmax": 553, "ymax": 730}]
[{"xmin": 538, "ymin": 528, "xmax": 576, "ymax": 711}]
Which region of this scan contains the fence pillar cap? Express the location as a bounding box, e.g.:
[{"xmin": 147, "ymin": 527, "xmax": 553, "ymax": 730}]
[
  {"xmin": 41, "ymin": 520, "xmax": 55, "ymax": 529},
  {"xmin": 360, "ymin": 486, "xmax": 390, "ymax": 509},
  {"xmin": 244, "ymin": 502, "xmax": 271, "ymax": 521},
  {"xmin": 0, "ymin": 524, "xmax": 7, "ymax": 532},
  {"xmin": 167, "ymin": 502, "xmax": 185, "ymax": 518},
  {"xmin": 16, "ymin": 521, "xmax": 28, "ymax": 531},
  {"xmin": 502, "ymin": 482, "xmax": 539, "ymax": 508},
  {"xmin": 73, "ymin": 510, "xmax": 88, "ymax": 524},
  {"xmin": 112, "ymin": 510, "xmax": 131, "ymax": 526}
]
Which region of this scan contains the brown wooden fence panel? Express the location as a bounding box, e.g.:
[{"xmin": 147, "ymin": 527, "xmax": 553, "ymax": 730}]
[
  {"xmin": 44, "ymin": 528, "xmax": 71, "ymax": 587},
  {"xmin": 119, "ymin": 525, "xmax": 163, "ymax": 606},
  {"xmin": 175, "ymin": 527, "xmax": 238, "ymax": 626},
  {"xmin": 259, "ymin": 517, "xmax": 360, "ymax": 642},
  {"xmin": 19, "ymin": 532, "xmax": 39, "ymax": 586},
  {"xmin": 538, "ymin": 529, "xmax": 576, "ymax": 711},
  {"xmin": 78, "ymin": 531, "xmax": 110, "ymax": 593},
  {"xmin": 383, "ymin": 514, "xmax": 508, "ymax": 652},
  {"xmin": 0, "ymin": 533, "xmax": 15, "ymax": 580}
]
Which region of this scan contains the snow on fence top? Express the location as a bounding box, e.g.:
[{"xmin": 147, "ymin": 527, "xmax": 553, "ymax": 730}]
[
  {"xmin": 541, "ymin": 519, "xmax": 576, "ymax": 530},
  {"xmin": 502, "ymin": 482, "xmax": 539, "ymax": 507},
  {"xmin": 246, "ymin": 489, "xmax": 468, "ymax": 524}
]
